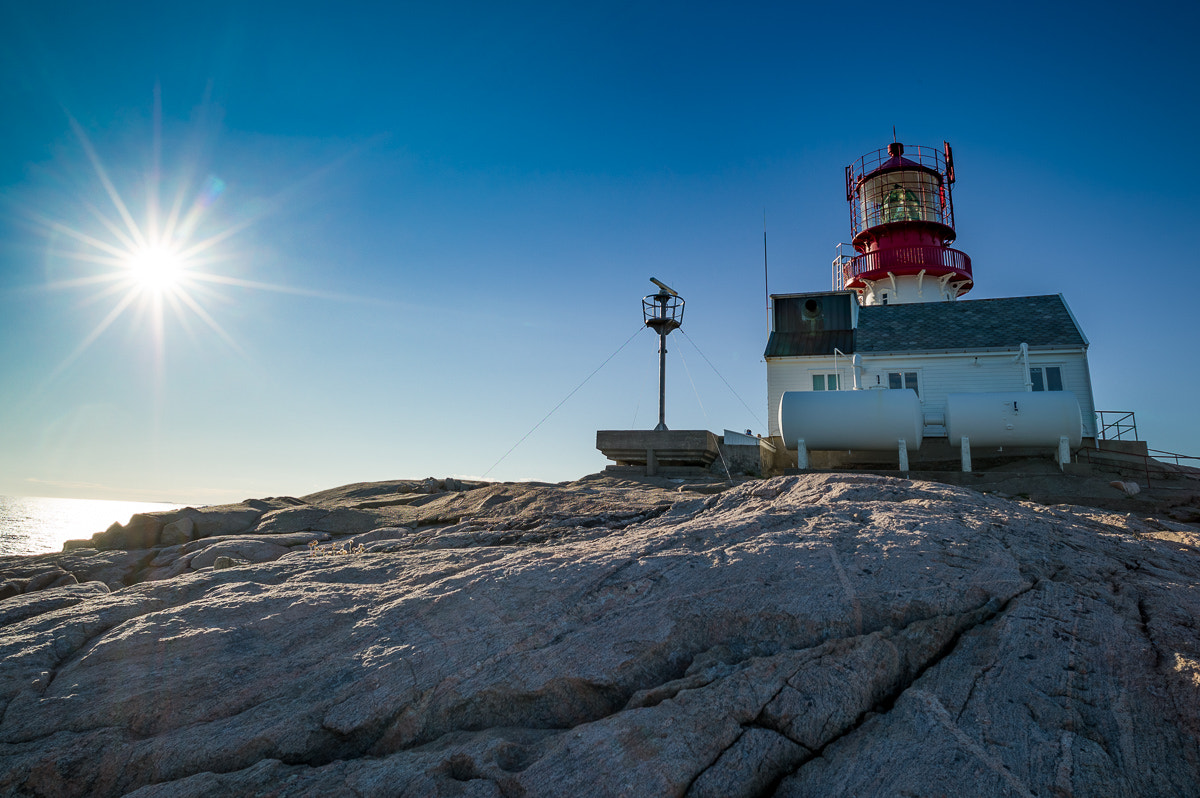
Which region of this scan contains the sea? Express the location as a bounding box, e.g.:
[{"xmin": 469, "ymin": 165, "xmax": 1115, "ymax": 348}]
[{"xmin": 0, "ymin": 496, "xmax": 185, "ymax": 557}]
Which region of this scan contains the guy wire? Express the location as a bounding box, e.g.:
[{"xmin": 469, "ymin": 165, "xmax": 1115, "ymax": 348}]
[{"xmin": 482, "ymin": 325, "xmax": 647, "ymax": 478}]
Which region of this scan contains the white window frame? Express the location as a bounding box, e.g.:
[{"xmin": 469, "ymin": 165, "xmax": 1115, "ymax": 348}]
[
  {"xmin": 1030, "ymin": 365, "xmax": 1064, "ymax": 392},
  {"xmin": 810, "ymin": 372, "xmax": 841, "ymax": 391},
  {"xmin": 886, "ymin": 370, "xmax": 922, "ymax": 398}
]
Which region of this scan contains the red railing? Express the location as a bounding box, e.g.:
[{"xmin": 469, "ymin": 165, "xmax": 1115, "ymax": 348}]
[
  {"xmin": 1075, "ymin": 446, "xmax": 1200, "ymax": 484},
  {"xmin": 1148, "ymin": 448, "xmax": 1200, "ymax": 467},
  {"xmin": 847, "ymin": 143, "xmax": 949, "ymax": 188},
  {"xmin": 850, "ymin": 194, "xmax": 955, "ymax": 239},
  {"xmin": 847, "ymin": 143, "xmax": 957, "ymax": 239},
  {"xmin": 843, "ymin": 246, "xmax": 972, "ymax": 285}
]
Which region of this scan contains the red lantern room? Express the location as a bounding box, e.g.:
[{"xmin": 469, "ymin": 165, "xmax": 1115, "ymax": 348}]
[{"xmin": 836, "ymin": 141, "xmax": 973, "ymax": 305}]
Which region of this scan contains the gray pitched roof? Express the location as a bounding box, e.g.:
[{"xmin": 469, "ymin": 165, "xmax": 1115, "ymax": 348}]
[
  {"xmin": 763, "ymin": 294, "xmax": 1088, "ymax": 358},
  {"xmin": 855, "ymin": 295, "xmax": 1087, "ymax": 353}
]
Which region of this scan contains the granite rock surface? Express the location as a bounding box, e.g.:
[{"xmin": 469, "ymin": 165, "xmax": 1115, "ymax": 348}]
[{"xmin": 0, "ymin": 472, "xmax": 1198, "ymax": 797}]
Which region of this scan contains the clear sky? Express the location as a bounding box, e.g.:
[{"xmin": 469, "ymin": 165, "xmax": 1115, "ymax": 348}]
[{"xmin": 1, "ymin": 1, "xmax": 1197, "ymax": 504}]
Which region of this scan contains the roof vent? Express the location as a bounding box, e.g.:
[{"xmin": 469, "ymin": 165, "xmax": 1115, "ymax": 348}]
[{"xmin": 801, "ymin": 297, "xmax": 823, "ymax": 322}]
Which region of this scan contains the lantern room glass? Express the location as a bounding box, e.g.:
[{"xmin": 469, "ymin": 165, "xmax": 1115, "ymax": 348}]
[{"xmin": 858, "ymin": 170, "xmax": 944, "ymax": 230}]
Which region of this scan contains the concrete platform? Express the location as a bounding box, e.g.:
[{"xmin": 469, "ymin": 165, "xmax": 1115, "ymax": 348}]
[{"xmin": 596, "ymin": 429, "xmax": 720, "ymax": 477}]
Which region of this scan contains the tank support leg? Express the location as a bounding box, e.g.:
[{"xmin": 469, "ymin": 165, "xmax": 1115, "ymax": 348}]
[
  {"xmin": 961, "ymin": 436, "xmax": 972, "ymax": 472},
  {"xmin": 898, "ymin": 439, "xmax": 909, "ymax": 472},
  {"xmin": 796, "ymin": 439, "xmax": 808, "ymax": 470},
  {"xmin": 1057, "ymin": 436, "xmax": 1070, "ymax": 471}
]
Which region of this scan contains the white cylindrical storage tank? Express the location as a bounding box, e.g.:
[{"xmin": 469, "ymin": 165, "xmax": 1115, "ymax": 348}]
[
  {"xmin": 945, "ymin": 392, "xmax": 1082, "ymax": 448},
  {"xmin": 779, "ymin": 390, "xmax": 923, "ymax": 451}
]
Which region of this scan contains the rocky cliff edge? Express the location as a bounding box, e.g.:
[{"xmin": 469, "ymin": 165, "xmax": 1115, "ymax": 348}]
[{"xmin": 1, "ymin": 472, "xmax": 1199, "ymax": 797}]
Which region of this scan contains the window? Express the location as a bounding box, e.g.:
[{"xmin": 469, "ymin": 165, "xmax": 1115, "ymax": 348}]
[
  {"xmin": 888, "ymin": 371, "xmax": 920, "ymax": 396},
  {"xmin": 1030, "ymin": 366, "xmax": 1063, "ymax": 391},
  {"xmin": 812, "ymin": 373, "xmax": 840, "ymax": 391}
]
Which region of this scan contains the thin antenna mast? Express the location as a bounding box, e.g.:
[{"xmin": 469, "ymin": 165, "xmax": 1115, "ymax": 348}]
[{"xmin": 763, "ymin": 209, "xmax": 770, "ymax": 321}]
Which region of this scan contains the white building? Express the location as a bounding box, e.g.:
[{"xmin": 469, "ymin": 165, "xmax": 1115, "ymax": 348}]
[{"xmin": 764, "ymin": 291, "xmax": 1095, "ymax": 440}]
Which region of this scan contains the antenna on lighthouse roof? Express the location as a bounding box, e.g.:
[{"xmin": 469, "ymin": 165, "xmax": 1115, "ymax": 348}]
[{"xmin": 892, "ymin": 125, "xmax": 897, "ymax": 142}]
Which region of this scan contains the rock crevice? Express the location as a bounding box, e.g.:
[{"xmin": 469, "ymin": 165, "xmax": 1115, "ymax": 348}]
[{"xmin": 1, "ymin": 472, "xmax": 1198, "ymax": 796}]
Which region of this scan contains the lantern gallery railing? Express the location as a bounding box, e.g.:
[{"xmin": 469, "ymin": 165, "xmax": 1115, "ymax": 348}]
[
  {"xmin": 850, "ymin": 179, "xmax": 954, "ymax": 237},
  {"xmin": 843, "ymin": 245, "xmax": 972, "ymax": 284},
  {"xmin": 846, "ymin": 142, "xmax": 950, "ymax": 186},
  {"xmin": 846, "ymin": 142, "xmax": 957, "ymax": 241}
]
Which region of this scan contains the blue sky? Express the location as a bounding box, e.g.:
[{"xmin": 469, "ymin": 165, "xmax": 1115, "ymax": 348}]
[{"xmin": 1, "ymin": 1, "xmax": 1197, "ymax": 503}]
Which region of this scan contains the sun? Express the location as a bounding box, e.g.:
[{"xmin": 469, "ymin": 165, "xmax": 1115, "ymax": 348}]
[
  {"xmin": 19, "ymin": 108, "xmax": 259, "ymax": 378},
  {"xmin": 126, "ymin": 244, "xmax": 185, "ymax": 292},
  {"xmin": 25, "ymin": 101, "xmax": 367, "ymax": 385}
]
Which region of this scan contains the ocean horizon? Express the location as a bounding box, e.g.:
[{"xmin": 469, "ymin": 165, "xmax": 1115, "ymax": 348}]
[{"xmin": 0, "ymin": 495, "xmax": 185, "ymax": 557}]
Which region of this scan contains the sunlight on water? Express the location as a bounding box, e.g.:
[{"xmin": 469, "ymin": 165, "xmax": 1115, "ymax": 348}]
[{"xmin": 0, "ymin": 496, "xmax": 185, "ymax": 556}]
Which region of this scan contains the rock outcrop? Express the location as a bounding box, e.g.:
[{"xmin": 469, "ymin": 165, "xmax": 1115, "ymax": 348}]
[{"xmin": 1, "ymin": 472, "xmax": 1199, "ymax": 796}]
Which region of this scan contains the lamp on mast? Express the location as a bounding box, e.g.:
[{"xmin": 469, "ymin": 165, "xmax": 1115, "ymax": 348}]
[{"xmin": 641, "ymin": 278, "xmax": 684, "ymax": 431}]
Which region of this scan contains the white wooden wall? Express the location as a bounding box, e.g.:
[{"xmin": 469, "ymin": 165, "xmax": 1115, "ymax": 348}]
[{"xmin": 766, "ymin": 348, "xmax": 1096, "ymax": 438}]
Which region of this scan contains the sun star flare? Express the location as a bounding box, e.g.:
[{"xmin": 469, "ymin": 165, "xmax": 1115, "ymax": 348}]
[{"xmin": 126, "ymin": 244, "xmax": 185, "ymax": 292}]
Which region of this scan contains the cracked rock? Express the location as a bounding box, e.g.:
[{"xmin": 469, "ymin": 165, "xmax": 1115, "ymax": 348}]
[{"xmin": 0, "ymin": 472, "xmax": 1198, "ymax": 797}]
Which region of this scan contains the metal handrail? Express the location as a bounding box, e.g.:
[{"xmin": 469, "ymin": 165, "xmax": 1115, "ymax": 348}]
[
  {"xmin": 1075, "ymin": 445, "xmax": 1200, "ymax": 484},
  {"xmin": 843, "ymin": 245, "xmax": 972, "ymax": 284},
  {"xmin": 845, "ymin": 142, "xmax": 958, "ymax": 242},
  {"xmin": 1146, "ymin": 448, "xmax": 1200, "ymax": 467},
  {"xmin": 1075, "ymin": 446, "xmax": 1155, "ymax": 484},
  {"xmin": 851, "ymin": 191, "xmax": 954, "ymax": 238},
  {"xmin": 831, "ymin": 244, "xmax": 855, "ymax": 291},
  {"xmin": 847, "ymin": 143, "xmax": 948, "ymax": 185},
  {"xmin": 1096, "ymin": 410, "xmax": 1137, "ymax": 441}
]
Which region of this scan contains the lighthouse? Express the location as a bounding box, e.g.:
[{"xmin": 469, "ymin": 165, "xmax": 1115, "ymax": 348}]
[
  {"xmin": 764, "ymin": 138, "xmax": 1098, "ymax": 465},
  {"xmin": 836, "ymin": 142, "xmax": 973, "ymax": 305}
]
